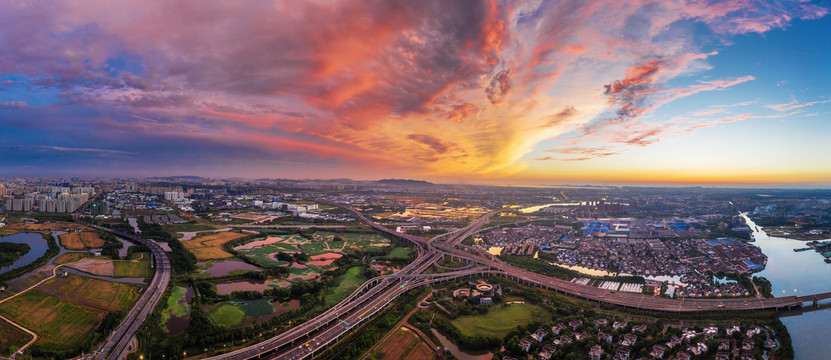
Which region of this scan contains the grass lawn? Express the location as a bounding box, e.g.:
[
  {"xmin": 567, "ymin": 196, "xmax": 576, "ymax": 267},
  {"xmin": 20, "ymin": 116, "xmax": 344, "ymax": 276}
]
[
  {"xmin": 382, "ymin": 247, "xmax": 412, "ymax": 260},
  {"xmin": 0, "ymin": 291, "xmax": 101, "ymax": 352},
  {"xmin": 231, "ymin": 299, "xmax": 274, "ymax": 317},
  {"xmin": 113, "ymin": 254, "xmax": 151, "ymax": 278},
  {"xmin": 450, "ymin": 303, "xmax": 549, "ymax": 339},
  {"xmin": 207, "ymin": 302, "xmax": 247, "ymax": 327},
  {"xmin": 324, "ymin": 266, "xmax": 366, "ymax": 306}
]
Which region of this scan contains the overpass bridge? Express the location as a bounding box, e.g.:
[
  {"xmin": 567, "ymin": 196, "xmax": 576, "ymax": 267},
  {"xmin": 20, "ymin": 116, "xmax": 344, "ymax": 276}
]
[{"xmin": 94, "ymin": 203, "xmax": 831, "ymax": 360}]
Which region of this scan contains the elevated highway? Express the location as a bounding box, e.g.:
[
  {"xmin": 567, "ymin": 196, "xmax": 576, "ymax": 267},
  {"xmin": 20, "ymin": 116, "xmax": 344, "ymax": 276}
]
[
  {"xmin": 78, "ymin": 224, "xmax": 172, "ymax": 360},
  {"xmin": 99, "ymin": 203, "xmax": 831, "ymax": 359}
]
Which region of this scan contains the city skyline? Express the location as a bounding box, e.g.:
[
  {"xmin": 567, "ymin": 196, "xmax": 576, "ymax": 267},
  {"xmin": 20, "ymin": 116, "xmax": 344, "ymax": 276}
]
[{"xmin": 1, "ymin": 1, "xmax": 830, "ymax": 187}]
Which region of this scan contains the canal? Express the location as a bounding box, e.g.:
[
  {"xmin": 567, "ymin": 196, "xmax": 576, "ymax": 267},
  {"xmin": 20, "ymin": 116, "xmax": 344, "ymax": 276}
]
[{"xmin": 742, "ymin": 213, "xmax": 831, "ymax": 360}]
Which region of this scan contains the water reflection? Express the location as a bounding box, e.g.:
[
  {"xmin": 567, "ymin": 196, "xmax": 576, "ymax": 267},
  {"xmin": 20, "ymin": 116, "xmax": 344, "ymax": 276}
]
[
  {"xmin": 742, "ymin": 213, "xmax": 831, "ymax": 360},
  {"xmin": 0, "ymin": 232, "xmax": 48, "ymax": 274}
]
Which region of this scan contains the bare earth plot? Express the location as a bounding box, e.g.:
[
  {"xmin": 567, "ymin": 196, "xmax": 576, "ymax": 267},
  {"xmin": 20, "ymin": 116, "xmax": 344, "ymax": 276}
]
[
  {"xmin": 59, "ymin": 231, "xmax": 105, "ymax": 250},
  {"xmin": 183, "ymin": 232, "xmax": 248, "ymax": 260},
  {"xmin": 369, "ymin": 326, "xmax": 436, "ymax": 360}
]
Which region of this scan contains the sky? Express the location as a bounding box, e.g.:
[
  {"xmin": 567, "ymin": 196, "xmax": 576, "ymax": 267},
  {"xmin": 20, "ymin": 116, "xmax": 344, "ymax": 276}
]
[{"xmin": 1, "ymin": 0, "xmax": 830, "ymax": 187}]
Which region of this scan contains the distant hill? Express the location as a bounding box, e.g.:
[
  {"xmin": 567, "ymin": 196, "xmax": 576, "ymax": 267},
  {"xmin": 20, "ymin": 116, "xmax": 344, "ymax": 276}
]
[
  {"xmin": 149, "ymin": 176, "xmax": 205, "ymax": 181},
  {"xmin": 376, "ymin": 179, "xmax": 433, "ymax": 186}
]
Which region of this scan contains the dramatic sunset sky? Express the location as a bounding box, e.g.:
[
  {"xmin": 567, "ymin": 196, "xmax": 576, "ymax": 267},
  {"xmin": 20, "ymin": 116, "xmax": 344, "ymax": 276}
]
[{"xmin": 1, "ymin": 0, "xmax": 829, "ymax": 186}]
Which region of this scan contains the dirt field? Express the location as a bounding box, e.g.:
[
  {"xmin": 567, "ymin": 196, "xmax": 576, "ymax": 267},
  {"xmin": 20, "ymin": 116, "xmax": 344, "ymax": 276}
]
[
  {"xmin": 6, "ymin": 222, "xmax": 92, "ymax": 233},
  {"xmin": 183, "ymin": 231, "xmax": 248, "ymax": 260},
  {"xmin": 59, "ymin": 231, "xmax": 105, "ymax": 250},
  {"xmin": 370, "ymin": 326, "xmax": 436, "ymax": 360},
  {"xmin": 0, "ymin": 290, "xmax": 101, "ymax": 352},
  {"xmin": 308, "ymin": 252, "xmax": 342, "ymax": 267},
  {"xmin": 67, "ymin": 259, "xmax": 116, "ymax": 276},
  {"xmin": 0, "ymin": 318, "xmax": 31, "ymax": 354},
  {"xmin": 37, "ymin": 275, "xmax": 140, "ymax": 311},
  {"xmin": 53, "ymin": 252, "xmax": 89, "ymax": 265}
]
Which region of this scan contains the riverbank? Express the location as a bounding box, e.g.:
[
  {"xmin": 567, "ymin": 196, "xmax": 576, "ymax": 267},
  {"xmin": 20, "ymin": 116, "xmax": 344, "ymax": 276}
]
[{"xmin": 757, "ymin": 225, "xmax": 830, "ymax": 241}]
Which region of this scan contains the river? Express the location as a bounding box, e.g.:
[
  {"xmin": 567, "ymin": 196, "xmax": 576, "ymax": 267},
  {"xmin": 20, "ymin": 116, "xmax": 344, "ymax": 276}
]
[
  {"xmin": 0, "ymin": 232, "xmax": 49, "ymax": 274},
  {"xmin": 741, "ymin": 213, "xmax": 831, "ymax": 360}
]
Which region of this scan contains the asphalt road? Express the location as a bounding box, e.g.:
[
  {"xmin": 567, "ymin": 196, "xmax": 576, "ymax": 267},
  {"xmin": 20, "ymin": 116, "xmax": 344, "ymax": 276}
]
[
  {"xmin": 79, "ymin": 224, "xmax": 172, "ymax": 360},
  {"xmin": 88, "ymin": 205, "xmax": 831, "ymax": 360}
]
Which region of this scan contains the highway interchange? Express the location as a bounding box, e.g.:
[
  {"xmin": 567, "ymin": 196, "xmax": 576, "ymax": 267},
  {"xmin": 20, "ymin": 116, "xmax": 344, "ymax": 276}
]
[{"xmin": 84, "ymin": 204, "xmax": 831, "ymax": 360}]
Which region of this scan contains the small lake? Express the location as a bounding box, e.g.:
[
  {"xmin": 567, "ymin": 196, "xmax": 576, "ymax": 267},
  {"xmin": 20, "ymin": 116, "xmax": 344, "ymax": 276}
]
[
  {"xmin": 199, "ymin": 260, "xmax": 260, "ymax": 277},
  {"xmin": 0, "ymin": 232, "xmax": 49, "ymax": 274}
]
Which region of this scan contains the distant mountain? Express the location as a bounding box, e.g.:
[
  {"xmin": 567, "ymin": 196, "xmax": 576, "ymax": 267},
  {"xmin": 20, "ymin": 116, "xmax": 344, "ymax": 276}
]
[
  {"xmin": 376, "ymin": 179, "xmax": 433, "ymax": 186},
  {"xmin": 149, "ymin": 176, "xmax": 205, "ymax": 180}
]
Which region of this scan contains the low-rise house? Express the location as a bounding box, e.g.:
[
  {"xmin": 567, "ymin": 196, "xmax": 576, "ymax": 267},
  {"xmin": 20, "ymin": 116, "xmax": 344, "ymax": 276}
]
[
  {"xmin": 570, "ymin": 319, "xmax": 584, "ymax": 330},
  {"xmin": 539, "ymin": 344, "xmax": 557, "ymax": 360},
  {"xmin": 746, "ymin": 327, "xmax": 761, "ymax": 338},
  {"xmin": 704, "ymin": 326, "xmax": 719, "ymax": 339},
  {"xmin": 590, "ymin": 345, "xmax": 605, "ymax": 360},
  {"xmin": 613, "ymin": 321, "xmax": 628, "ymax": 330},
  {"xmin": 718, "ymin": 339, "xmax": 731, "ymax": 350},
  {"xmin": 764, "ymin": 338, "xmax": 777, "ymax": 349},
  {"xmin": 742, "ymin": 338, "xmax": 755, "ymax": 351},
  {"xmin": 675, "ymin": 351, "xmax": 692, "ymax": 360},
  {"xmin": 598, "ymin": 332, "xmax": 614, "ymax": 343},
  {"xmin": 689, "ymin": 342, "xmax": 708, "ymax": 355},
  {"xmin": 632, "ymin": 324, "xmax": 648, "ymax": 333},
  {"xmin": 621, "ymin": 334, "xmax": 638, "ymax": 346},
  {"xmin": 726, "ymin": 326, "xmax": 741, "ymax": 336},
  {"xmin": 552, "ymin": 323, "xmax": 567, "ymax": 335},
  {"xmin": 649, "ymin": 344, "xmax": 667, "ymax": 359},
  {"xmin": 531, "ymin": 328, "xmax": 548, "ymax": 342},
  {"xmin": 740, "ymin": 353, "xmax": 757, "ymax": 360},
  {"xmin": 595, "ymin": 318, "xmax": 609, "ymax": 327},
  {"xmin": 614, "ymin": 347, "xmax": 630, "ymax": 360},
  {"xmin": 666, "ymin": 336, "xmax": 682, "ymax": 348},
  {"xmin": 681, "ymin": 329, "xmax": 697, "ymax": 342},
  {"xmin": 519, "ymin": 338, "xmax": 533, "ymax": 353},
  {"xmin": 715, "ymin": 352, "xmax": 730, "ymax": 360},
  {"xmin": 575, "ymin": 331, "xmax": 591, "ymax": 341}
]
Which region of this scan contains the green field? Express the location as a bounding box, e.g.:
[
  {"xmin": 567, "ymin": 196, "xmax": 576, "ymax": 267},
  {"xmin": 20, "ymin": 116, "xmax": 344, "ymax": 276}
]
[
  {"xmin": 208, "ymin": 303, "xmax": 247, "ymax": 327},
  {"xmin": 37, "ymin": 275, "xmax": 140, "ymax": 312},
  {"xmin": 450, "ymin": 303, "xmax": 549, "ymax": 339},
  {"xmin": 234, "ymin": 299, "xmax": 275, "ymax": 317},
  {"xmin": 114, "ymin": 255, "xmax": 151, "ymax": 278},
  {"xmin": 207, "ymin": 299, "xmax": 274, "ymax": 327},
  {"xmin": 324, "ymin": 266, "xmax": 367, "ymax": 306},
  {"xmin": 381, "ymin": 247, "xmax": 412, "ymax": 260},
  {"xmin": 0, "ymin": 319, "xmax": 30, "ymax": 355},
  {"xmin": 0, "ymin": 291, "xmax": 101, "ymax": 352}
]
